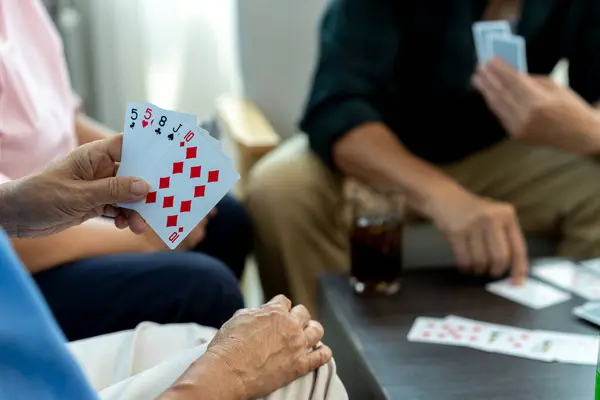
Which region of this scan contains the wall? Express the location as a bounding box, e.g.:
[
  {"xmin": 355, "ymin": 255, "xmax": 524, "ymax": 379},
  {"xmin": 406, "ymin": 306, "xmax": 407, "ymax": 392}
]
[{"xmin": 236, "ymin": 0, "xmax": 327, "ymax": 139}]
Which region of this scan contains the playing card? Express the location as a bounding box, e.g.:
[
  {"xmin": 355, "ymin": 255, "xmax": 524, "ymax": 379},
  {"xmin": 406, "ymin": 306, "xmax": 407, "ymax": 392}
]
[
  {"xmin": 486, "ymin": 278, "xmax": 571, "ymax": 309},
  {"xmin": 580, "ymin": 258, "xmax": 600, "ymax": 276},
  {"xmin": 472, "ymin": 20, "xmax": 511, "ymax": 64},
  {"xmin": 487, "ymin": 326, "xmax": 555, "ymax": 361},
  {"xmin": 535, "ymin": 330, "xmax": 599, "ymax": 365},
  {"xmin": 532, "ymin": 262, "xmax": 600, "ymax": 300},
  {"xmin": 119, "ymin": 102, "xmax": 191, "ymax": 179},
  {"xmin": 406, "ymin": 317, "xmax": 466, "ymax": 346},
  {"xmin": 442, "ymin": 316, "xmax": 500, "ymax": 351},
  {"xmin": 487, "ymin": 34, "xmax": 527, "ymax": 73},
  {"xmin": 135, "ymin": 124, "xmax": 239, "ymax": 249}
]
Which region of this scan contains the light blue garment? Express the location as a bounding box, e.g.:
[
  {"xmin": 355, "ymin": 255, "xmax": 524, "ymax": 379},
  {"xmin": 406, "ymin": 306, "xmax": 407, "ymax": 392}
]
[{"xmin": 0, "ymin": 230, "xmax": 98, "ymax": 399}]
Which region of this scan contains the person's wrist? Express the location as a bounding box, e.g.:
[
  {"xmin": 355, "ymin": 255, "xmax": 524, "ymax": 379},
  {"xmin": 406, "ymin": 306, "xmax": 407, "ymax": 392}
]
[
  {"xmin": 405, "ymin": 176, "xmax": 470, "ymax": 220},
  {"xmin": 159, "ymin": 350, "xmax": 247, "ymax": 400}
]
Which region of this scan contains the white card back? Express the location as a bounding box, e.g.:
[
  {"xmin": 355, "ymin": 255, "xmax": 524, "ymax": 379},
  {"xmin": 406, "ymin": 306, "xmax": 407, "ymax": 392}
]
[
  {"xmin": 486, "ymin": 278, "xmax": 571, "ymax": 309},
  {"xmin": 487, "ymin": 34, "xmax": 527, "ymax": 73},
  {"xmin": 472, "ymin": 20, "xmax": 512, "ymax": 64}
]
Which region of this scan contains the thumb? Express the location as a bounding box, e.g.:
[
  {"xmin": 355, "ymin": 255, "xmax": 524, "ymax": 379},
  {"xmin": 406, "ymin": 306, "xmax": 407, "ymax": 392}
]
[{"xmin": 86, "ymin": 176, "xmax": 150, "ymax": 205}]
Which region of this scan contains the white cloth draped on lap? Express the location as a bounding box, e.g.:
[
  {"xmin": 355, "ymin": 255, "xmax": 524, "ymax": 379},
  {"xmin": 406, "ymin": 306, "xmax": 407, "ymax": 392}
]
[{"xmin": 67, "ymin": 322, "xmax": 348, "ymax": 400}]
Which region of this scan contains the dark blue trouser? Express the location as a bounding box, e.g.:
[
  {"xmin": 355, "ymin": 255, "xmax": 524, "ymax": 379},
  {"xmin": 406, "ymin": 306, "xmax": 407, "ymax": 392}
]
[{"xmin": 33, "ymin": 195, "xmax": 252, "ymax": 341}]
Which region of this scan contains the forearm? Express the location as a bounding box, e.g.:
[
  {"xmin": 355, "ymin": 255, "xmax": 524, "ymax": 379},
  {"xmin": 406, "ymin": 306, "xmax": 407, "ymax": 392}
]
[
  {"xmin": 0, "ymin": 180, "xmax": 20, "ymax": 236},
  {"xmin": 158, "ymin": 352, "xmax": 245, "ymax": 400},
  {"xmin": 75, "ymin": 114, "xmax": 116, "ymax": 145},
  {"xmin": 333, "ymin": 122, "xmax": 467, "ymax": 217},
  {"xmin": 587, "ymin": 103, "xmax": 600, "ymax": 155},
  {"xmin": 12, "ymin": 218, "xmax": 153, "ymax": 274}
]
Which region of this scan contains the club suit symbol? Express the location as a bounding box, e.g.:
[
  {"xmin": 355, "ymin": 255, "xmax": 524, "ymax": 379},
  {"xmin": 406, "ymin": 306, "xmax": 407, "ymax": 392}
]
[
  {"xmin": 155, "ymin": 128, "xmax": 162, "ymax": 135},
  {"xmin": 130, "ymin": 122, "xmax": 135, "ymax": 129}
]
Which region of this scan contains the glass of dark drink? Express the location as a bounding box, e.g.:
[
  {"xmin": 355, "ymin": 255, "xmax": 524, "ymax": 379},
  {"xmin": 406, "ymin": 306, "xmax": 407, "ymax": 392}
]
[{"xmin": 349, "ymin": 189, "xmax": 404, "ymax": 296}]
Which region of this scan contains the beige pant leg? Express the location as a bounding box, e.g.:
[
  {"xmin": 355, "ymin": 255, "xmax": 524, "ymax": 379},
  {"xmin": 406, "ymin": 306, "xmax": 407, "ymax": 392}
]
[
  {"xmin": 441, "ymin": 139, "xmax": 600, "ymax": 258},
  {"xmin": 246, "ymin": 136, "xmax": 347, "ymax": 313}
]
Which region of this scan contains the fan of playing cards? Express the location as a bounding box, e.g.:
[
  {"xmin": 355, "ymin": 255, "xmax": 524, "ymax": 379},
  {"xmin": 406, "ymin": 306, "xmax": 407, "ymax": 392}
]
[{"xmin": 117, "ymin": 102, "xmax": 239, "ymax": 249}]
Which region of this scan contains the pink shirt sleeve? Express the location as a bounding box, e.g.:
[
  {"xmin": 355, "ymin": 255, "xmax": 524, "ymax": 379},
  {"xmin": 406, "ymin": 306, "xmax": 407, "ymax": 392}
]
[{"xmin": 0, "ymin": 0, "xmax": 78, "ymax": 181}]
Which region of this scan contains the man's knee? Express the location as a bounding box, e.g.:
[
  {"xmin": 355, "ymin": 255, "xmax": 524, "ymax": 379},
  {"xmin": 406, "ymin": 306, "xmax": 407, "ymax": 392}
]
[{"xmin": 246, "ymin": 136, "xmax": 341, "ymax": 223}]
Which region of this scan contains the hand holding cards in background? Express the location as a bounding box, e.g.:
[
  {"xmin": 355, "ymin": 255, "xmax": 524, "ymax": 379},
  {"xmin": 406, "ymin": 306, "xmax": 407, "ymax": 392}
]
[
  {"xmin": 427, "ymin": 184, "xmax": 528, "ymax": 284},
  {"xmin": 473, "ymin": 59, "xmax": 600, "ymax": 154},
  {"xmin": 472, "ymin": 20, "xmax": 526, "ymax": 72}
]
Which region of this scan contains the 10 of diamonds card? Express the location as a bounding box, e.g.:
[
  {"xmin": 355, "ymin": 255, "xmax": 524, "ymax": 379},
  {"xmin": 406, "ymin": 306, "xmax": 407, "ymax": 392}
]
[{"xmin": 117, "ymin": 102, "xmax": 239, "ymax": 249}]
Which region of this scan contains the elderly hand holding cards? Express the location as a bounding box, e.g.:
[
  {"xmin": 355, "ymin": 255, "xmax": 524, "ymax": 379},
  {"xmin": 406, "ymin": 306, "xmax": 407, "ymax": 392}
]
[
  {"xmin": 473, "ymin": 59, "xmax": 600, "ymax": 154},
  {"xmin": 117, "ymin": 102, "xmax": 239, "ymax": 249}
]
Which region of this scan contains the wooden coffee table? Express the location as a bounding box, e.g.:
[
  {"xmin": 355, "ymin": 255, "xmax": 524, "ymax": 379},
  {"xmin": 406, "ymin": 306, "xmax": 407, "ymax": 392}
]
[{"xmin": 318, "ymin": 270, "xmax": 598, "ymax": 400}]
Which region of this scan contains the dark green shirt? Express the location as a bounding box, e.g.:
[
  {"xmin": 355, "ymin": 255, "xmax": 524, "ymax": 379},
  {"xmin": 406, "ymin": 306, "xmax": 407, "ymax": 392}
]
[{"xmin": 300, "ymin": 0, "xmax": 600, "ymax": 167}]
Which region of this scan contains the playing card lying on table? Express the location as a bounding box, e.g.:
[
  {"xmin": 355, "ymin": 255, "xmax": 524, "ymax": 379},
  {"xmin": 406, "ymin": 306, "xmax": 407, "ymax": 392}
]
[
  {"xmin": 532, "ymin": 261, "xmax": 600, "ymax": 300},
  {"xmin": 486, "ymin": 278, "xmax": 571, "ymax": 309},
  {"xmin": 407, "ymin": 315, "xmax": 597, "ymax": 364},
  {"xmin": 117, "ymin": 102, "xmax": 239, "ymax": 249}
]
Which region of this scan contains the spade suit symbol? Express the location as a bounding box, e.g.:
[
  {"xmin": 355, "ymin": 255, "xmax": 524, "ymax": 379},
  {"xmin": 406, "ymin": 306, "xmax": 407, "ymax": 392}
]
[
  {"xmin": 155, "ymin": 128, "xmax": 162, "ymax": 135},
  {"xmin": 130, "ymin": 122, "xmax": 135, "ymax": 129},
  {"xmin": 167, "ymin": 133, "xmax": 174, "ymax": 141}
]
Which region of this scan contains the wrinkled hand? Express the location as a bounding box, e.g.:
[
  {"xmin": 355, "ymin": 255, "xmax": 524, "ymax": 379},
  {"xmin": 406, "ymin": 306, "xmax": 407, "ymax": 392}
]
[
  {"xmin": 472, "ymin": 58, "xmax": 600, "ymax": 154},
  {"xmin": 3, "ymin": 134, "xmax": 149, "ymax": 238},
  {"xmin": 204, "ymin": 295, "xmax": 332, "ymax": 399},
  {"xmin": 429, "ymin": 186, "xmax": 528, "ymax": 284}
]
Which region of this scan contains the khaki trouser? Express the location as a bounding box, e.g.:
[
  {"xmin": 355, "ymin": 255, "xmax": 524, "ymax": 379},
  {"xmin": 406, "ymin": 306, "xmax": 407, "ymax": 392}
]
[
  {"xmin": 69, "ymin": 322, "xmax": 347, "ymax": 399},
  {"xmin": 246, "ymin": 135, "xmax": 600, "ymax": 313}
]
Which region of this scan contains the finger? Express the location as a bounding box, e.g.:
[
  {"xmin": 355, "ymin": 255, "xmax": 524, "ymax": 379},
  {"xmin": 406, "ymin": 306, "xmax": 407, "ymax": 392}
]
[
  {"xmin": 102, "ymin": 204, "xmax": 120, "ymax": 218},
  {"xmin": 505, "ymin": 219, "xmax": 529, "ymax": 285},
  {"xmin": 530, "ymin": 75, "xmax": 557, "ymax": 90},
  {"xmin": 291, "ymin": 305, "xmax": 311, "ymax": 328},
  {"xmin": 103, "ymin": 133, "xmax": 125, "ymax": 163},
  {"xmin": 117, "ymin": 209, "xmax": 146, "ymax": 234},
  {"xmin": 198, "ymin": 217, "xmax": 209, "ymax": 227},
  {"xmin": 486, "ymin": 58, "xmax": 522, "ymax": 89},
  {"xmin": 304, "ymin": 345, "xmax": 333, "ymax": 372},
  {"xmin": 265, "ymin": 295, "xmax": 292, "ymax": 311},
  {"xmin": 467, "ymin": 232, "xmax": 488, "ymax": 276},
  {"xmin": 233, "ymin": 308, "xmax": 254, "ymax": 317},
  {"xmin": 487, "ymin": 58, "xmax": 541, "ymax": 102},
  {"xmin": 304, "ymin": 320, "xmax": 325, "ymax": 348},
  {"xmin": 85, "ymin": 176, "xmax": 149, "ymax": 206},
  {"xmin": 450, "ymin": 235, "xmax": 471, "ymax": 272},
  {"xmin": 127, "ymin": 211, "xmax": 147, "ymax": 234},
  {"xmin": 475, "ymin": 66, "xmax": 517, "ymax": 120},
  {"xmin": 114, "ymin": 213, "xmax": 129, "ymax": 230},
  {"xmin": 484, "ymin": 221, "xmax": 511, "ymax": 278}
]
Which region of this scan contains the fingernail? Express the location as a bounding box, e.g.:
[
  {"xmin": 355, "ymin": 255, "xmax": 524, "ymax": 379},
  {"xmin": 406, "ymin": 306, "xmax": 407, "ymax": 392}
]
[
  {"xmin": 131, "ymin": 180, "xmax": 148, "ymax": 196},
  {"xmin": 513, "ymin": 277, "xmax": 525, "ymax": 285}
]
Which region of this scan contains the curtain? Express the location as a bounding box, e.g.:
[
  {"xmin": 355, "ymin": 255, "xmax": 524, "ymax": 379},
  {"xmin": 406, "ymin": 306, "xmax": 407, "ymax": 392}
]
[{"xmin": 86, "ymin": 0, "xmax": 241, "ymax": 130}]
